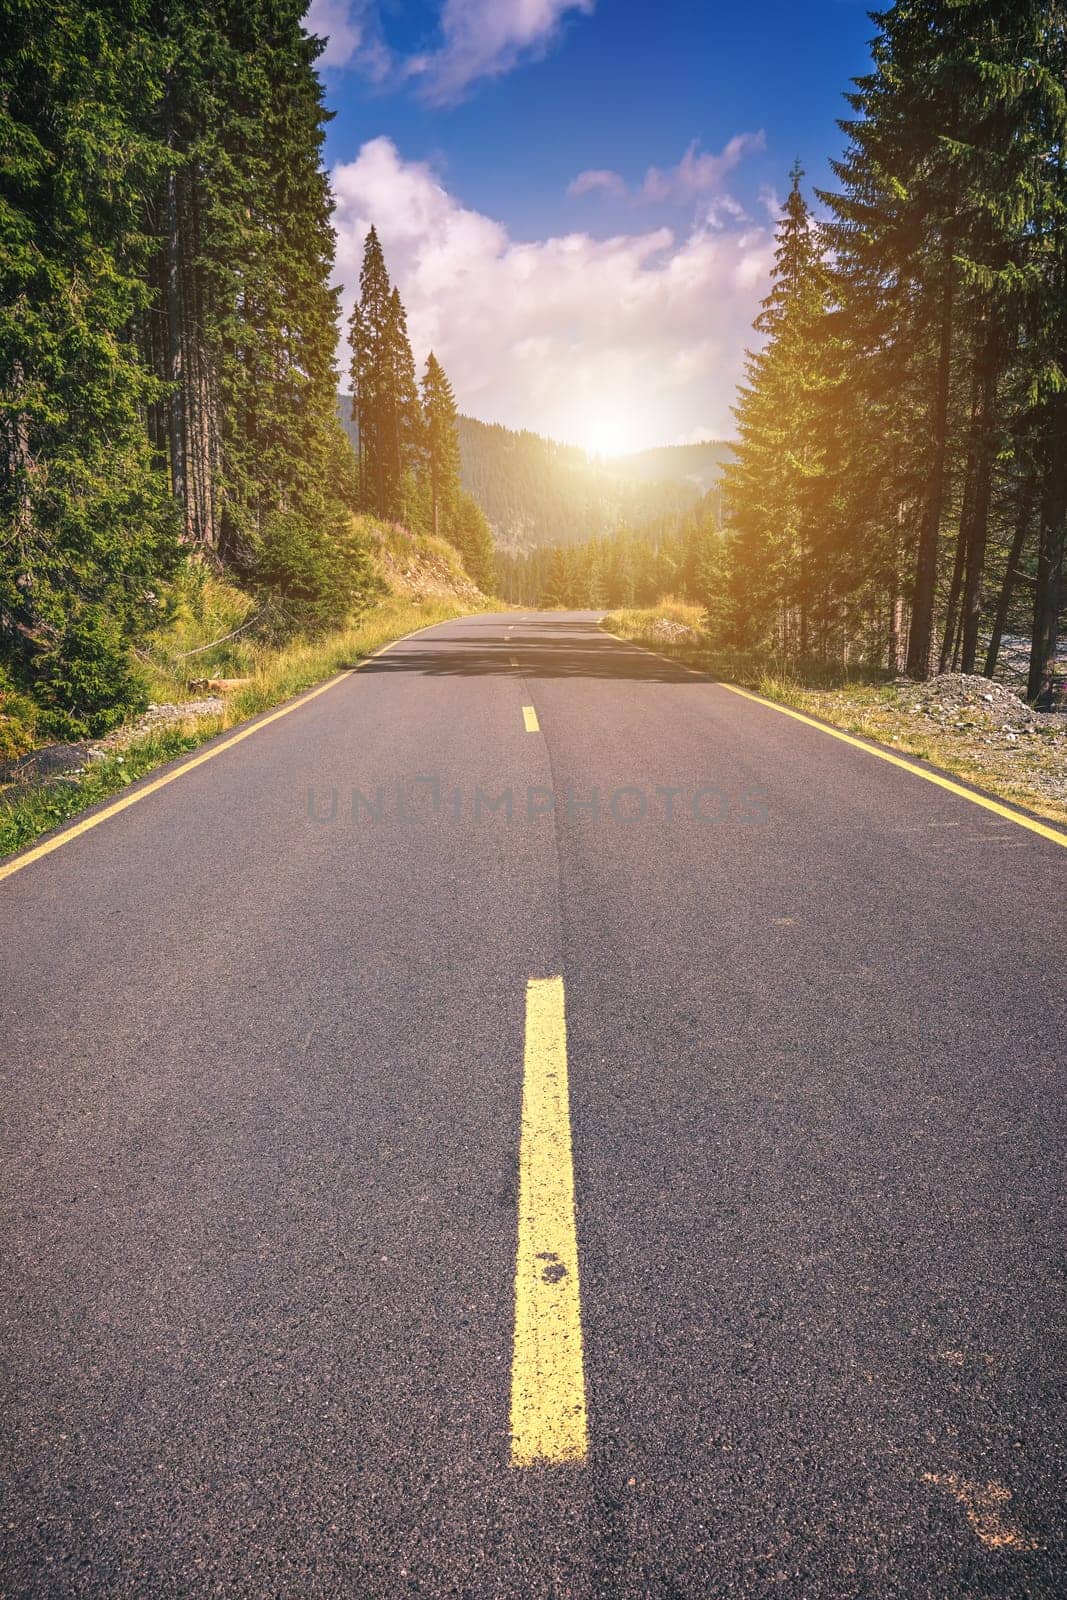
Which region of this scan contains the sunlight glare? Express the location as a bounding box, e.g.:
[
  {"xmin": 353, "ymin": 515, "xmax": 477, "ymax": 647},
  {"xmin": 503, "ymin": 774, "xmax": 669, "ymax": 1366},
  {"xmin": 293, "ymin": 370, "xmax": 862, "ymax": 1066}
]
[{"xmin": 578, "ymin": 408, "xmax": 644, "ymax": 460}]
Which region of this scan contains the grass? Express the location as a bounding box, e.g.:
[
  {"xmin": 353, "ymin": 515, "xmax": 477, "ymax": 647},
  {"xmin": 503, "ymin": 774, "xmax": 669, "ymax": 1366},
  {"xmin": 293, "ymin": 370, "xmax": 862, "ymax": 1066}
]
[
  {"xmin": 0, "ymin": 592, "xmax": 476, "ymax": 862},
  {"xmin": 603, "ymin": 603, "xmax": 1067, "ymax": 829},
  {"xmin": 605, "ymin": 596, "xmax": 704, "ymax": 635}
]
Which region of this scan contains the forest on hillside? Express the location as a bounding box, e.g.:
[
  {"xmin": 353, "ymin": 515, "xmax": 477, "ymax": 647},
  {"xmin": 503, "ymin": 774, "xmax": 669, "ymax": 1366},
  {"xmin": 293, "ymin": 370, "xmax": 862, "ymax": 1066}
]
[
  {"xmin": 337, "ymin": 401, "xmax": 731, "ymax": 562},
  {"xmin": 456, "ymin": 419, "xmax": 729, "ymax": 550},
  {"xmin": 712, "ymin": 2, "xmax": 1065, "ymax": 698},
  {"xmin": 0, "ymin": 1, "xmax": 484, "ymax": 742},
  {"xmin": 494, "ymin": 495, "xmax": 723, "ymax": 608}
]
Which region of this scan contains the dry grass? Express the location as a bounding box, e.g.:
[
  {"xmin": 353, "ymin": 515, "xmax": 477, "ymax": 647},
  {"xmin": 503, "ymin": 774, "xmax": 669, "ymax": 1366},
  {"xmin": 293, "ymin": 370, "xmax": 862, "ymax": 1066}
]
[{"xmin": 1, "ymin": 593, "xmax": 476, "ymax": 861}]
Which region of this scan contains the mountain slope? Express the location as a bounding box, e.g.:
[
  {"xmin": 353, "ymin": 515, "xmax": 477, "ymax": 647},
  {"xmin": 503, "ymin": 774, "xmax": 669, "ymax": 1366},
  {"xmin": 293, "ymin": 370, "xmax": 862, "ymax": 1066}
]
[
  {"xmin": 336, "ymin": 396, "xmax": 732, "ymax": 552},
  {"xmin": 457, "ymin": 416, "xmax": 732, "ymax": 550}
]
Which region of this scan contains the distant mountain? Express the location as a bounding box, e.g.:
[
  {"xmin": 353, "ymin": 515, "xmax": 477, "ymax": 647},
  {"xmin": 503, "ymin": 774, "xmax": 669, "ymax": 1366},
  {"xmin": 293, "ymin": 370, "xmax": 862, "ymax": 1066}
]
[
  {"xmin": 457, "ymin": 416, "xmax": 733, "ymax": 551},
  {"xmin": 605, "ymin": 440, "xmax": 734, "ymax": 495},
  {"xmin": 336, "ymin": 396, "xmax": 733, "ymax": 551}
]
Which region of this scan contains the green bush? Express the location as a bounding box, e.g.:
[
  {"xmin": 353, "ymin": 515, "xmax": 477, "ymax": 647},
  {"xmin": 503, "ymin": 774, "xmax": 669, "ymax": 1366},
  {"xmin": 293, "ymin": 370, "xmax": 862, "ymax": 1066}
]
[
  {"xmin": 37, "ymin": 609, "xmax": 150, "ymax": 737},
  {"xmin": 254, "ymin": 508, "xmax": 380, "ymax": 636},
  {"xmin": 0, "ymin": 664, "xmax": 39, "ymax": 759}
]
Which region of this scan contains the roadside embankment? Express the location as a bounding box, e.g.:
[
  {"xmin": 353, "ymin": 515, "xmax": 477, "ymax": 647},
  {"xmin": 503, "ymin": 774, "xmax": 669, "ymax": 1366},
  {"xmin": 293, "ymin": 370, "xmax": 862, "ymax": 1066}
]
[{"xmin": 1, "ymin": 516, "xmax": 493, "ymax": 860}]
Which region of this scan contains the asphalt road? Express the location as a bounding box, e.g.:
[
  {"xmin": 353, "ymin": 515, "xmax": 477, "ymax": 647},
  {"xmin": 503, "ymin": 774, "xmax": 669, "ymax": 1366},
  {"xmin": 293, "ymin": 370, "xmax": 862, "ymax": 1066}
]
[{"xmin": 1, "ymin": 610, "xmax": 1064, "ymax": 1599}]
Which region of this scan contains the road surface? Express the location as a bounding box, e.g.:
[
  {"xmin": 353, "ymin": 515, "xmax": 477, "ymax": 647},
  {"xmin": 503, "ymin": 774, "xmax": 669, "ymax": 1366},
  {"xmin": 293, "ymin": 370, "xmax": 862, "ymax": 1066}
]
[{"xmin": 2, "ymin": 611, "xmax": 1064, "ymax": 1598}]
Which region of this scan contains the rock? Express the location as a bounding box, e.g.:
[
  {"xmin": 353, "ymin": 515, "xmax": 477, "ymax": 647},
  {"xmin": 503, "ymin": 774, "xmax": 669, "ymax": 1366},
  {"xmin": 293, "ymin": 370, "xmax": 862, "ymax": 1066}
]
[
  {"xmin": 647, "ymin": 618, "xmax": 697, "ymax": 643},
  {"xmin": 0, "ymin": 742, "xmax": 89, "ymax": 787}
]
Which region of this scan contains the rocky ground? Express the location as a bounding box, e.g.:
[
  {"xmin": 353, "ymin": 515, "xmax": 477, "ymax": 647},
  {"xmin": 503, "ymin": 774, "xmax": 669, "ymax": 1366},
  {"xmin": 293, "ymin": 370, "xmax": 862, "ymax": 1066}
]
[
  {"xmin": 0, "ymin": 697, "xmax": 225, "ymax": 793},
  {"xmin": 373, "ymin": 536, "xmax": 483, "ymax": 605},
  {"xmin": 794, "ymin": 671, "xmax": 1067, "ymax": 821}
]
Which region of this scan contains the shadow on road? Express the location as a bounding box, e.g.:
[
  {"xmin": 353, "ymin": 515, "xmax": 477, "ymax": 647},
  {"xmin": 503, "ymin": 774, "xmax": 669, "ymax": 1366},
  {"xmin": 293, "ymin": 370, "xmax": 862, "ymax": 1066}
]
[{"xmin": 357, "ymin": 618, "xmax": 702, "ymax": 683}]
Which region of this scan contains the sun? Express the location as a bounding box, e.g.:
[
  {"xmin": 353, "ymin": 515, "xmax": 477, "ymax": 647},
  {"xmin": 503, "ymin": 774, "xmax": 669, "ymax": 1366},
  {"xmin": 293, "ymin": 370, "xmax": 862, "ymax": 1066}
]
[{"xmin": 579, "ymin": 409, "xmax": 644, "ymax": 460}]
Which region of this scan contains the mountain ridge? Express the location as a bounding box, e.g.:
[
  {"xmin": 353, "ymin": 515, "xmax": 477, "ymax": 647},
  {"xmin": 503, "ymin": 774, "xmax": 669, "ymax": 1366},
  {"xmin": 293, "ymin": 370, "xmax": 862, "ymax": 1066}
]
[{"xmin": 336, "ymin": 395, "xmax": 733, "ymax": 551}]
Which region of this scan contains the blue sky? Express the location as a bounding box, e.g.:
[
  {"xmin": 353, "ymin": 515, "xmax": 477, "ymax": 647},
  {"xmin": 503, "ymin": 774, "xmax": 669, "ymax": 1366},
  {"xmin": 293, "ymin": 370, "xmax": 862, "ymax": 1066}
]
[{"xmin": 307, "ymin": 0, "xmax": 876, "ymax": 451}]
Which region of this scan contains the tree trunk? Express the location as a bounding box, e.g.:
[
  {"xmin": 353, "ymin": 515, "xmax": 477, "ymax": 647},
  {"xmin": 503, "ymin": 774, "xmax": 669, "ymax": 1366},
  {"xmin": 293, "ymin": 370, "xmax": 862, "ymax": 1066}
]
[
  {"xmin": 907, "ymin": 247, "xmax": 955, "ymax": 678},
  {"xmin": 959, "ymin": 318, "xmax": 1000, "ymax": 672},
  {"xmin": 984, "ymin": 470, "xmax": 1035, "ymax": 678},
  {"xmin": 1028, "ymin": 390, "xmax": 1067, "ymax": 700},
  {"xmin": 939, "ymin": 513, "xmax": 968, "ymax": 674},
  {"xmin": 939, "ymin": 343, "xmax": 984, "ymax": 673},
  {"xmin": 888, "ymin": 592, "xmax": 905, "ymax": 673},
  {"xmin": 164, "ymin": 160, "xmax": 187, "ymax": 525}
]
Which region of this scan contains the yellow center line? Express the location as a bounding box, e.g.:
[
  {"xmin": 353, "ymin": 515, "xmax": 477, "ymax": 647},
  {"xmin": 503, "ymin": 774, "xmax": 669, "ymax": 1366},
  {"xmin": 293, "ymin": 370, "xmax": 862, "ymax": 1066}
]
[
  {"xmin": 510, "ymin": 976, "xmax": 588, "ymax": 1467},
  {"xmin": 522, "ymin": 705, "xmax": 540, "ymax": 733}
]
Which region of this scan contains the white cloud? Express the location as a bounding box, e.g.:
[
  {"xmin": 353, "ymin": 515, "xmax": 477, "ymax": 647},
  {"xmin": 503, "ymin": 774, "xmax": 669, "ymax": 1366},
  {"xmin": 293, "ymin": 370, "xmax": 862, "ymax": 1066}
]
[
  {"xmin": 568, "ymin": 133, "xmax": 766, "ymax": 212},
  {"xmin": 411, "ymin": 0, "xmax": 595, "ymax": 103},
  {"xmin": 305, "ymin": 0, "xmax": 365, "ymax": 68},
  {"xmin": 568, "ymin": 168, "xmax": 628, "ymax": 199},
  {"xmin": 641, "ymin": 133, "xmax": 766, "ymax": 202},
  {"xmin": 758, "ymin": 185, "xmax": 783, "ymax": 221},
  {"xmin": 332, "ymin": 138, "xmax": 773, "ymax": 451},
  {"xmin": 305, "ymin": 0, "xmax": 593, "ymax": 100}
]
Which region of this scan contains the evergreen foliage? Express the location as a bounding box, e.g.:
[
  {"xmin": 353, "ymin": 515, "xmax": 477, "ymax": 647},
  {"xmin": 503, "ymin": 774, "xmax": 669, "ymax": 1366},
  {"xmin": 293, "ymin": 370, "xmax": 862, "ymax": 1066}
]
[
  {"xmin": 422, "ymin": 353, "xmax": 462, "ymax": 540},
  {"xmin": 1, "ymin": 0, "xmax": 380, "ymax": 734},
  {"xmin": 0, "ymin": 0, "xmax": 179, "ymax": 733},
  {"xmin": 498, "ymin": 495, "xmax": 723, "ymax": 610},
  {"xmin": 720, "ymin": 1, "xmax": 1067, "ymax": 694}
]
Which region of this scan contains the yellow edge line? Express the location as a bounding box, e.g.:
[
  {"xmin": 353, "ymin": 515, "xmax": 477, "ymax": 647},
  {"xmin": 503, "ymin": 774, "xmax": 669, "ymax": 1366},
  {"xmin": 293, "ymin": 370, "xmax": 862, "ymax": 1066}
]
[
  {"xmin": 717, "ymin": 682, "xmax": 1067, "ymax": 848},
  {"xmin": 0, "ymin": 619, "xmax": 451, "ymax": 884},
  {"xmin": 523, "ymin": 705, "xmax": 540, "ymax": 733},
  {"xmin": 510, "ymin": 976, "xmax": 588, "ymax": 1467},
  {"xmin": 598, "ymin": 626, "xmax": 1067, "ymax": 850}
]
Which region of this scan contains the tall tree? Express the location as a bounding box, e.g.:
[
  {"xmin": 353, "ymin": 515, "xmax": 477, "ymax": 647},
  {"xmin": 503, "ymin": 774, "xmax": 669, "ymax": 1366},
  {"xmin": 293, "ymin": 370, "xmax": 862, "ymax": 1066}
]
[
  {"xmin": 720, "ymin": 165, "xmax": 832, "ymax": 656},
  {"xmin": 454, "ymin": 491, "xmax": 495, "ymax": 593},
  {"xmin": 385, "ymin": 287, "xmax": 423, "ymax": 519},
  {"xmin": 349, "ymin": 224, "xmax": 392, "ymax": 518},
  {"xmin": 422, "ymin": 352, "xmax": 462, "ymax": 540},
  {"xmin": 0, "ymin": 0, "xmax": 179, "ymax": 733}
]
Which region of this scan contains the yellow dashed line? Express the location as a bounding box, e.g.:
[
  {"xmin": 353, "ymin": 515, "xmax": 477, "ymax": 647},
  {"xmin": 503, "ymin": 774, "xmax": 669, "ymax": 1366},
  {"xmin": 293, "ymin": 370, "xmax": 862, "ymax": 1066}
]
[
  {"xmin": 510, "ymin": 976, "xmax": 588, "ymax": 1467},
  {"xmin": 523, "ymin": 705, "xmax": 540, "ymax": 733}
]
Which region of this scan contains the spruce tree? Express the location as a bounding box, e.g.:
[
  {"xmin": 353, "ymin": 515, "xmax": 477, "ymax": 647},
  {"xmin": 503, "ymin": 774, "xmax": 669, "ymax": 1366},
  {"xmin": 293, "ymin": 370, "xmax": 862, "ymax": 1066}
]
[
  {"xmin": 1, "ymin": 0, "xmax": 179, "ymax": 733},
  {"xmin": 721, "ymin": 166, "xmax": 831, "ymax": 655},
  {"xmin": 422, "ymin": 353, "xmax": 462, "ymax": 540},
  {"xmin": 349, "ymin": 225, "xmax": 393, "ymax": 518},
  {"xmin": 385, "ymin": 288, "xmax": 423, "ymax": 520},
  {"xmin": 454, "ymin": 491, "xmax": 496, "ymax": 592}
]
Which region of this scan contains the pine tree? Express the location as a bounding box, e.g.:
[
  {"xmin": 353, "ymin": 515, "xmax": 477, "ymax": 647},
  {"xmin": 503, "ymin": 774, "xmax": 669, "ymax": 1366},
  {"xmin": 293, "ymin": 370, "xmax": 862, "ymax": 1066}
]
[
  {"xmin": 384, "ymin": 288, "xmax": 423, "ymax": 519},
  {"xmin": 347, "ymin": 230, "xmax": 424, "ymax": 523},
  {"xmin": 720, "ymin": 165, "xmax": 831, "ymax": 655},
  {"xmin": 540, "ymin": 547, "xmax": 575, "ymax": 608},
  {"xmin": 454, "ymin": 491, "xmax": 496, "ymax": 592},
  {"xmin": 349, "ymin": 225, "xmax": 392, "ymax": 518},
  {"xmin": 422, "ymin": 353, "xmax": 462, "ymax": 540},
  {"xmin": 1, "ymin": 0, "xmax": 179, "ymax": 733}
]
